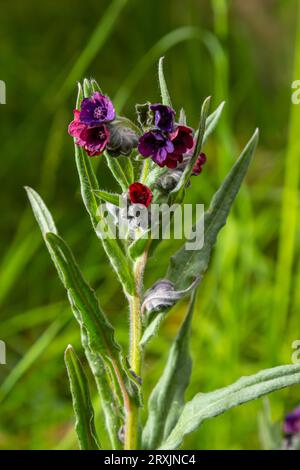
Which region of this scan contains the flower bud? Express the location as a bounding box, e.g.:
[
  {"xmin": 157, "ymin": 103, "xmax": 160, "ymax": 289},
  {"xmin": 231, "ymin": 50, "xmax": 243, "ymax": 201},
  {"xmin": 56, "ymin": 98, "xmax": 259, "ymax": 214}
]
[{"xmin": 142, "ymin": 277, "xmax": 199, "ymax": 315}]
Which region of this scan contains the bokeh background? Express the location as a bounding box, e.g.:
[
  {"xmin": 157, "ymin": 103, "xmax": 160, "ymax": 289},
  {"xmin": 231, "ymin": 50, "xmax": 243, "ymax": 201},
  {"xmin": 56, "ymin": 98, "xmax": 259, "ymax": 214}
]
[{"xmin": 1, "ymin": 0, "xmax": 300, "ymax": 450}]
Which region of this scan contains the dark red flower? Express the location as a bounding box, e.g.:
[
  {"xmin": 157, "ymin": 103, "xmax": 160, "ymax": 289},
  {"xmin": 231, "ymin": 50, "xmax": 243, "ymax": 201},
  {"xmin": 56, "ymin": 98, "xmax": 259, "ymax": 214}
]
[
  {"xmin": 129, "ymin": 183, "xmax": 153, "ymax": 207},
  {"xmin": 150, "ymin": 103, "xmax": 175, "ymax": 132},
  {"xmin": 169, "ymin": 125, "xmax": 194, "ymax": 155},
  {"xmin": 68, "ymin": 109, "xmax": 110, "ymax": 156},
  {"xmin": 192, "ymin": 152, "xmax": 207, "ymax": 175}
]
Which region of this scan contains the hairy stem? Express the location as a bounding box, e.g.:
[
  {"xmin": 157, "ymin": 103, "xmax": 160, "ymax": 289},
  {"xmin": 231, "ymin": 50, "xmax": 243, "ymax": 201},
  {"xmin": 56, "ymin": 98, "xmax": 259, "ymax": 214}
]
[{"xmin": 125, "ymin": 251, "xmax": 147, "ymax": 450}]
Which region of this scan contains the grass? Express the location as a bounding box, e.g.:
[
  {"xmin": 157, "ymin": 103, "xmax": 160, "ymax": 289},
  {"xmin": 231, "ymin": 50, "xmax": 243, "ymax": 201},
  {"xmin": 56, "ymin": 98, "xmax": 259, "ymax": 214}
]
[{"xmin": 0, "ymin": 0, "xmax": 300, "ymax": 450}]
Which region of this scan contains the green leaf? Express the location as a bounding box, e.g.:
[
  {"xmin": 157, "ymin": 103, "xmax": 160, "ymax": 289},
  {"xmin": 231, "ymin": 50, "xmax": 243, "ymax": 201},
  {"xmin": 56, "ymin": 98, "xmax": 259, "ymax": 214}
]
[
  {"xmin": 76, "ymin": 82, "xmax": 84, "ymax": 108},
  {"xmin": 171, "ymin": 96, "xmax": 211, "ymax": 202},
  {"xmin": 168, "ymin": 129, "xmax": 259, "ymax": 290},
  {"xmin": 128, "ymin": 230, "xmax": 150, "ymax": 260},
  {"xmin": 159, "ymin": 363, "xmax": 300, "ymax": 450},
  {"xmin": 24, "ymin": 187, "xmax": 57, "ymax": 236},
  {"xmin": 64, "ymin": 345, "xmax": 101, "ymax": 450},
  {"xmin": 158, "ymin": 56, "xmax": 172, "ymax": 108},
  {"xmin": 83, "ymin": 78, "xmax": 92, "ymax": 97},
  {"xmin": 202, "ymin": 100, "xmax": 225, "ymax": 145},
  {"xmin": 90, "ymin": 78, "xmax": 103, "ymax": 94},
  {"xmin": 45, "ymin": 232, "xmax": 125, "ymax": 374},
  {"xmin": 74, "ymin": 142, "xmax": 135, "ymax": 295},
  {"xmin": 142, "ymin": 293, "xmax": 196, "ymax": 449},
  {"xmin": 140, "ymin": 313, "xmax": 165, "ymax": 348},
  {"xmin": 75, "ymin": 145, "xmax": 100, "ymax": 226},
  {"xmin": 105, "ymin": 152, "xmax": 132, "ymax": 191},
  {"xmin": 94, "ymin": 189, "xmax": 121, "ymax": 206}
]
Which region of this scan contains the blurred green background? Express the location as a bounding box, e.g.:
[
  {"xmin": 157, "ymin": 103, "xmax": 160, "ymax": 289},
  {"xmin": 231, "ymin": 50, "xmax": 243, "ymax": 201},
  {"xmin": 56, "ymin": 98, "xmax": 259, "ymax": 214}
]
[{"xmin": 1, "ymin": 0, "xmax": 300, "ymax": 450}]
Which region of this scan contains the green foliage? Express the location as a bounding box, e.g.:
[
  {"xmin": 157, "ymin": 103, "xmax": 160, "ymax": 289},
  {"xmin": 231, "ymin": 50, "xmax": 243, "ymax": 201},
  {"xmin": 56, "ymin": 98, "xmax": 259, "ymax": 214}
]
[
  {"xmin": 64, "ymin": 345, "xmax": 101, "ymax": 450},
  {"xmin": 159, "ymin": 364, "xmax": 300, "ymax": 450}
]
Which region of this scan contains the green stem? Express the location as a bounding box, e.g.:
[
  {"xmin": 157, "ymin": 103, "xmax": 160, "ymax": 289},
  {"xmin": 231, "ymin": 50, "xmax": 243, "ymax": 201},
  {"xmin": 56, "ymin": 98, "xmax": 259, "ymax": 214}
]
[{"xmin": 125, "ymin": 252, "xmax": 147, "ymax": 450}]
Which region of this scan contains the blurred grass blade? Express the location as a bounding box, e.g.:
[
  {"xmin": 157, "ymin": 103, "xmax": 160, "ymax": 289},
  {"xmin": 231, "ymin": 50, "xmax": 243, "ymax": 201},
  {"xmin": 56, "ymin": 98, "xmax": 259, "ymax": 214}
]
[
  {"xmin": 158, "ymin": 57, "xmax": 172, "ymax": 108},
  {"xmin": 65, "ymin": 345, "xmax": 101, "ymax": 450},
  {"xmin": 114, "ymin": 26, "xmax": 202, "ymax": 111},
  {"xmin": 57, "ymin": 0, "xmax": 129, "ymax": 101},
  {"xmin": 159, "ymin": 364, "xmax": 300, "ymax": 450},
  {"xmin": 142, "ymin": 293, "xmax": 196, "ymax": 449},
  {"xmin": 168, "ymin": 129, "xmax": 259, "ymax": 290},
  {"xmin": 271, "ymin": 4, "xmax": 300, "ymax": 359},
  {"xmin": 0, "ymin": 315, "xmax": 68, "ymax": 402}
]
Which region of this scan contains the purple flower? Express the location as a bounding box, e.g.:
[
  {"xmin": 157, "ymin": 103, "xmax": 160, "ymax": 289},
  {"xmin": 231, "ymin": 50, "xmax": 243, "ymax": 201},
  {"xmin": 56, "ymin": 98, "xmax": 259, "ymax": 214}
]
[
  {"xmin": 79, "ymin": 92, "xmax": 115, "ymax": 127},
  {"xmin": 284, "ymin": 407, "xmax": 300, "ymax": 436},
  {"xmin": 138, "ymin": 130, "xmax": 174, "ymax": 167},
  {"xmin": 68, "ymin": 110, "xmax": 109, "ymax": 157},
  {"xmin": 150, "ymin": 104, "xmax": 175, "ymax": 132}
]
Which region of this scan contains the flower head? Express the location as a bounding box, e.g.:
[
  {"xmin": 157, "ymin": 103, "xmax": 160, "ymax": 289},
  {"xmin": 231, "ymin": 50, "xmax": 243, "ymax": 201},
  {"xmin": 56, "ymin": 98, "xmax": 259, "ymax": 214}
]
[
  {"xmin": 79, "ymin": 92, "xmax": 115, "ymax": 127},
  {"xmin": 138, "ymin": 130, "xmax": 174, "ymax": 167},
  {"xmin": 68, "ymin": 110, "xmax": 109, "ymax": 157},
  {"xmin": 150, "ymin": 104, "xmax": 175, "ymax": 132},
  {"xmin": 129, "ymin": 182, "xmax": 153, "ymax": 207},
  {"xmin": 284, "ymin": 407, "xmax": 300, "ymax": 436},
  {"xmin": 170, "ymin": 125, "xmax": 194, "ymax": 155},
  {"xmin": 163, "ymin": 125, "xmax": 194, "ymax": 169}
]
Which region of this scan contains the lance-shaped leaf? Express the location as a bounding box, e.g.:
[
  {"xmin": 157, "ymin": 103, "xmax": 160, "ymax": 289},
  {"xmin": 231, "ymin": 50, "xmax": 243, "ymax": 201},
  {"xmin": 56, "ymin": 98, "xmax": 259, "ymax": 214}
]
[
  {"xmin": 45, "ymin": 232, "xmax": 129, "ymax": 383},
  {"xmin": 79, "ymin": 329, "xmax": 123, "ymax": 450},
  {"xmin": 64, "ymin": 345, "xmax": 101, "ymax": 450},
  {"xmin": 75, "ymin": 146, "xmax": 134, "ymax": 295},
  {"xmin": 171, "ymin": 96, "xmax": 211, "ymax": 202},
  {"xmin": 128, "ymin": 230, "xmax": 151, "ymax": 260},
  {"xmin": 159, "ymin": 364, "xmax": 300, "ymax": 450},
  {"xmin": 202, "ymin": 100, "xmax": 225, "ymax": 145},
  {"xmin": 94, "ymin": 189, "xmax": 122, "ymax": 206},
  {"xmin": 26, "ymin": 188, "xmax": 136, "ymax": 394},
  {"xmin": 158, "ymin": 57, "xmax": 172, "ymax": 108},
  {"xmin": 105, "ymin": 152, "xmax": 132, "ymax": 191},
  {"xmin": 168, "ymin": 129, "xmax": 259, "ymax": 290},
  {"xmin": 142, "ymin": 293, "xmax": 196, "ymax": 449}
]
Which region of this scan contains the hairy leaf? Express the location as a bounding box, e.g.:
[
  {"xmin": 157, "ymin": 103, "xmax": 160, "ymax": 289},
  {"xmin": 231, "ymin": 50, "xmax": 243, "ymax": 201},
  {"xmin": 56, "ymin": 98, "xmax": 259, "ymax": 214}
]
[
  {"xmin": 158, "ymin": 56, "xmax": 172, "ymax": 108},
  {"xmin": 159, "ymin": 364, "xmax": 300, "ymax": 450},
  {"xmin": 64, "ymin": 345, "xmax": 101, "ymax": 450},
  {"xmin": 168, "ymin": 129, "xmax": 259, "ymax": 290}
]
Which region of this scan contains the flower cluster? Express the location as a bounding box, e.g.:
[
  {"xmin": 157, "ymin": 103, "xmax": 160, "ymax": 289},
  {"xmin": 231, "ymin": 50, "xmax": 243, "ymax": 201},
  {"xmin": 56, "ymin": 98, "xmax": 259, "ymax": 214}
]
[
  {"xmin": 68, "ymin": 90, "xmax": 207, "ymax": 212},
  {"xmin": 138, "ymin": 104, "xmax": 194, "ymax": 168},
  {"xmin": 68, "ymin": 92, "xmax": 115, "ymax": 157}
]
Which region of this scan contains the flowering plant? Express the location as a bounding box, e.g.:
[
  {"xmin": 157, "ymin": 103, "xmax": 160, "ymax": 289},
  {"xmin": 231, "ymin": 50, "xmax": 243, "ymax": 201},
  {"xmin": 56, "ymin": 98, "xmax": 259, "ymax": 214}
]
[{"xmin": 26, "ymin": 58, "xmax": 300, "ymax": 450}]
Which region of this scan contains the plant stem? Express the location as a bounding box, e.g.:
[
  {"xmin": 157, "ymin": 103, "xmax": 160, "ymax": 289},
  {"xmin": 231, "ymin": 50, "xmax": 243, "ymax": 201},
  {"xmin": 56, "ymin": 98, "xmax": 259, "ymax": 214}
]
[{"xmin": 125, "ymin": 252, "xmax": 147, "ymax": 450}]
